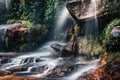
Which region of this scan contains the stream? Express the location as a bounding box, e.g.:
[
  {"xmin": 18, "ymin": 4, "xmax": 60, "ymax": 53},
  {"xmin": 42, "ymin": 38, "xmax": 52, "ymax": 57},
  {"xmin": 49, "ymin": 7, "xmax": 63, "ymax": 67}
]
[{"xmin": 13, "ymin": 42, "xmax": 100, "ymax": 80}]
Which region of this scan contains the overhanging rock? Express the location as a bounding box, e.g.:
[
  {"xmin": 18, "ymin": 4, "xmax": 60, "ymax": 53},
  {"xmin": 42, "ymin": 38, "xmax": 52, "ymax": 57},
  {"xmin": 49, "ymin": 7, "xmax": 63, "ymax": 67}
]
[{"xmin": 66, "ymin": 0, "xmax": 106, "ymax": 22}]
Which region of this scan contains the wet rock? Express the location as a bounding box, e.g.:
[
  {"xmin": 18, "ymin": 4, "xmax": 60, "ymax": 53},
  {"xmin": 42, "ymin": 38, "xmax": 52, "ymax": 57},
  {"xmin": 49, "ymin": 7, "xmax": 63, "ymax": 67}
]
[
  {"xmin": 51, "ymin": 44, "xmax": 63, "ymax": 52},
  {"xmin": 67, "ymin": 0, "xmax": 120, "ymax": 22},
  {"xmin": 0, "ymin": 52, "xmax": 16, "ymax": 58},
  {"xmin": 0, "ymin": 70, "xmax": 12, "ymax": 76},
  {"xmin": 51, "ymin": 40, "xmax": 87, "ymax": 57},
  {"xmin": 78, "ymin": 54, "xmax": 120, "ymax": 80},
  {"xmin": 14, "ymin": 59, "xmax": 88, "ymax": 79},
  {"xmin": 0, "ymin": 23, "xmax": 28, "ymax": 44},
  {"xmin": 51, "ymin": 42, "xmax": 74, "ymax": 57}
]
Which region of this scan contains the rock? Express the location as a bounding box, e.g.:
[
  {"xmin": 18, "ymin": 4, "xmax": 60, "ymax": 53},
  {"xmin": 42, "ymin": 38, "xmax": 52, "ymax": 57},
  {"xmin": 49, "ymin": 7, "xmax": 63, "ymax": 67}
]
[
  {"xmin": 0, "ymin": 23, "xmax": 29, "ymax": 46},
  {"xmin": 51, "ymin": 42, "xmax": 75, "ymax": 57},
  {"xmin": 0, "ymin": 52, "xmax": 16, "ymax": 58},
  {"xmin": 51, "ymin": 40, "xmax": 87, "ymax": 57},
  {"xmin": 66, "ymin": 0, "xmax": 120, "ymax": 22},
  {"xmin": 6, "ymin": 23, "xmax": 28, "ymax": 41},
  {"xmin": 51, "ymin": 44, "xmax": 63, "ymax": 52},
  {"xmin": 66, "ymin": 0, "xmax": 105, "ymax": 21},
  {"xmin": 110, "ymin": 26, "xmax": 120, "ymax": 37}
]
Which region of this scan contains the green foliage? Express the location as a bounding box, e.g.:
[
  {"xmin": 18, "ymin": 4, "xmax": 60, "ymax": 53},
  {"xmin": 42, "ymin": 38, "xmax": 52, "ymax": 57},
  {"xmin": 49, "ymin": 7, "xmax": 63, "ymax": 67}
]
[
  {"xmin": 85, "ymin": 39, "xmax": 103, "ymax": 59},
  {"xmin": 44, "ymin": 0, "xmax": 68, "ymax": 25},
  {"xmin": 5, "ymin": 19, "xmax": 48, "ymax": 52},
  {"xmin": 7, "ymin": 0, "xmax": 69, "ymax": 26},
  {"xmin": 30, "ymin": 24, "xmax": 48, "ymax": 41},
  {"xmin": 102, "ymin": 19, "xmax": 120, "ymax": 51},
  {"xmin": 77, "ymin": 37, "xmax": 104, "ymax": 59},
  {"xmin": 104, "ymin": 0, "xmax": 120, "ymax": 15},
  {"xmin": 3, "ymin": 0, "xmax": 69, "ymax": 51},
  {"xmin": 8, "ymin": 0, "xmax": 46, "ymax": 24}
]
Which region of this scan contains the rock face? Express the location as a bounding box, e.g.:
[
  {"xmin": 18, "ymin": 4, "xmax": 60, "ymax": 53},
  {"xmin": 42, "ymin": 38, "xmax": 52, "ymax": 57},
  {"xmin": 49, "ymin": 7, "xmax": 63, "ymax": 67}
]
[
  {"xmin": 66, "ymin": 0, "xmax": 105, "ymax": 21},
  {"xmin": 66, "ymin": 0, "xmax": 120, "ymax": 22}
]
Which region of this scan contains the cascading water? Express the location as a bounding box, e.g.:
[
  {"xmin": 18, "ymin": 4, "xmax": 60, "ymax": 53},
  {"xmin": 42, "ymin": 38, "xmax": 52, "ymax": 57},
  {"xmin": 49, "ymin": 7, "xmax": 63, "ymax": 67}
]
[
  {"xmin": 0, "ymin": 0, "xmax": 11, "ymax": 10},
  {"xmin": 84, "ymin": 0, "xmax": 99, "ymax": 39},
  {"xmin": 63, "ymin": 59, "xmax": 100, "ymax": 80},
  {"xmin": 53, "ymin": 6, "xmax": 69, "ymax": 41}
]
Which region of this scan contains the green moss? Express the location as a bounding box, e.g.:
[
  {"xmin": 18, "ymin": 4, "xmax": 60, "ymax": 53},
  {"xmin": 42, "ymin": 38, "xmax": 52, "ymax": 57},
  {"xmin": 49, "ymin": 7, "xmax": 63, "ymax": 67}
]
[
  {"xmin": 5, "ymin": 20, "xmax": 48, "ymax": 52},
  {"xmin": 19, "ymin": 44, "xmax": 27, "ymax": 51},
  {"xmin": 102, "ymin": 18, "xmax": 120, "ymax": 51},
  {"xmin": 7, "ymin": 19, "xmax": 18, "ymax": 24},
  {"xmin": 84, "ymin": 39, "xmax": 104, "ymax": 59},
  {"xmin": 69, "ymin": 24, "xmax": 80, "ymax": 41},
  {"xmin": 77, "ymin": 37, "xmax": 104, "ymax": 59}
]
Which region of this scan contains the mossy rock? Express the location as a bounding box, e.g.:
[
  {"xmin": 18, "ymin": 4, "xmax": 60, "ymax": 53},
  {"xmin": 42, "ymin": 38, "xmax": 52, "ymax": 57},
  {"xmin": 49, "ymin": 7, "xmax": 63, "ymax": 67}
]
[
  {"xmin": 4, "ymin": 20, "xmax": 48, "ymax": 52},
  {"xmin": 103, "ymin": 19, "xmax": 120, "ymax": 51}
]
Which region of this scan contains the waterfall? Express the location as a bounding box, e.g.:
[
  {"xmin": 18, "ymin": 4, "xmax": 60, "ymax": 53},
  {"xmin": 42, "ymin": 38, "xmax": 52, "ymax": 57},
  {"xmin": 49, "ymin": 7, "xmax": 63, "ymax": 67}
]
[
  {"xmin": 0, "ymin": 0, "xmax": 11, "ymax": 10},
  {"xmin": 5, "ymin": 0, "xmax": 11, "ymax": 9},
  {"xmin": 84, "ymin": 0, "xmax": 99, "ymax": 39},
  {"xmin": 53, "ymin": 6, "xmax": 69, "ymax": 41}
]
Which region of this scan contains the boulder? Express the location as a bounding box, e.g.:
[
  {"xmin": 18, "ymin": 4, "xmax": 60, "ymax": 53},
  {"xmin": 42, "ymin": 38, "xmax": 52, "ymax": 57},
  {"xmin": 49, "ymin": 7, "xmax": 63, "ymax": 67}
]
[
  {"xmin": 51, "ymin": 40, "xmax": 86, "ymax": 57},
  {"xmin": 51, "ymin": 42, "xmax": 74, "ymax": 57},
  {"xmin": 0, "ymin": 23, "xmax": 28, "ymax": 43},
  {"xmin": 110, "ymin": 26, "xmax": 120, "ymax": 37},
  {"xmin": 51, "ymin": 44, "xmax": 63, "ymax": 52}
]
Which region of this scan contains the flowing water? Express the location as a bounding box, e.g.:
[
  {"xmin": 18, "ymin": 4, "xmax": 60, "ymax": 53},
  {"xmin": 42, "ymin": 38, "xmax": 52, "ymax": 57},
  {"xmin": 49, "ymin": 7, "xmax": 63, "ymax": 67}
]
[
  {"xmin": 63, "ymin": 59, "xmax": 100, "ymax": 80},
  {"xmin": 53, "ymin": 6, "xmax": 69, "ymax": 41},
  {"xmin": 0, "ymin": 0, "xmax": 11, "ymax": 9},
  {"xmin": 84, "ymin": 0, "xmax": 99, "ymax": 39}
]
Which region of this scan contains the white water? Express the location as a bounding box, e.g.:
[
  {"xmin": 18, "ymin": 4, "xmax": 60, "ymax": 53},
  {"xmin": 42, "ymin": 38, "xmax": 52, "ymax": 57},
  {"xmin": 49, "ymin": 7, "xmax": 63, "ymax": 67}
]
[
  {"xmin": 0, "ymin": 0, "xmax": 11, "ymax": 9},
  {"xmin": 54, "ymin": 6, "xmax": 69, "ymax": 41},
  {"xmin": 63, "ymin": 59, "xmax": 100, "ymax": 80},
  {"xmin": 31, "ymin": 59, "xmax": 60, "ymax": 78}
]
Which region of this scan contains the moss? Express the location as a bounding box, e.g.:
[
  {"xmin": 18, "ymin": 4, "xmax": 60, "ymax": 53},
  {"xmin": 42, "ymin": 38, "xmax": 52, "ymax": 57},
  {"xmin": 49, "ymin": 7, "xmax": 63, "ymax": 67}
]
[
  {"xmin": 19, "ymin": 44, "xmax": 27, "ymax": 51},
  {"xmin": 77, "ymin": 37, "xmax": 104, "ymax": 59},
  {"xmin": 85, "ymin": 39, "xmax": 104, "ymax": 59},
  {"xmin": 69, "ymin": 24, "xmax": 80, "ymax": 41},
  {"xmin": 102, "ymin": 18, "xmax": 120, "ymax": 51},
  {"xmin": 7, "ymin": 19, "xmax": 18, "ymax": 24},
  {"xmin": 5, "ymin": 20, "xmax": 48, "ymax": 52}
]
